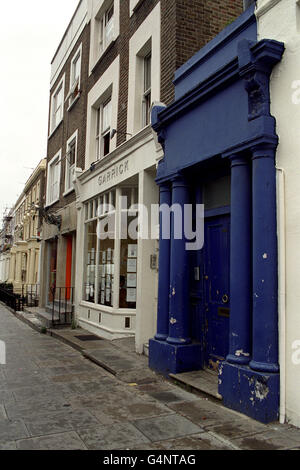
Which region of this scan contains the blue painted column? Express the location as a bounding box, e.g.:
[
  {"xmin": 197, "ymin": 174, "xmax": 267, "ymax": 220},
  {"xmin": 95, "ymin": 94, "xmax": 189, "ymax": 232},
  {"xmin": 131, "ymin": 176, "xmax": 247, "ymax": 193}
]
[
  {"xmin": 249, "ymin": 144, "xmax": 279, "ymax": 373},
  {"xmin": 167, "ymin": 176, "xmax": 191, "ymax": 345},
  {"xmin": 227, "ymin": 154, "xmax": 252, "ymax": 365},
  {"xmin": 155, "ymin": 183, "xmax": 171, "ymax": 341}
]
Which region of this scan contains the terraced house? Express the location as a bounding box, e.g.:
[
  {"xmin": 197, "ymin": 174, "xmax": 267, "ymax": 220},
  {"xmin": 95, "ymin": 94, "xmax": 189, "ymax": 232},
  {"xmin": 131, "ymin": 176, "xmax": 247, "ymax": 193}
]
[
  {"xmin": 73, "ymin": 0, "xmax": 243, "ymax": 353},
  {"xmin": 39, "ymin": 0, "xmax": 243, "ymax": 343}
]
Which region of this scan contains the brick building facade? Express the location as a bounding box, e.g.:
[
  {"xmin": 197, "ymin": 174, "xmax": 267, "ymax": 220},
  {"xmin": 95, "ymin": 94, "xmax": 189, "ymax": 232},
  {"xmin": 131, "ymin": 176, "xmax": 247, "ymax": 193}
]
[{"xmin": 40, "ymin": 0, "xmax": 243, "ymax": 347}]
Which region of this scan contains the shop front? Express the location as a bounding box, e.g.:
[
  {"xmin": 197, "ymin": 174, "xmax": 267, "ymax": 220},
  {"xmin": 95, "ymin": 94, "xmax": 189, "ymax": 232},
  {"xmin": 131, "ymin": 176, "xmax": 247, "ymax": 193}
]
[
  {"xmin": 75, "ymin": 126, "xmax": 160, "ymax": 353},
  {"xmin": 150, "ymin": 6, "xmax": 285, "ymax": 423}
]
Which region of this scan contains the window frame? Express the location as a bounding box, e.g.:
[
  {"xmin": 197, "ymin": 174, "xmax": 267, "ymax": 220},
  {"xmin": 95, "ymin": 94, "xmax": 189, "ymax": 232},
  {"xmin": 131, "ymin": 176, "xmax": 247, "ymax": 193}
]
[
  {"xmin": 96, "ymin": 96, "xmax": 112, "ymax": 160},
  {"xmin": 89, "ymin": 0, "xmax": 120, "ymax": 74},
  {"xmin": 64, "ymin": 130, "xmax": 78, "ymax": 196},
  {"xmin": 46, "ymin": 150, "xmax": 62, "ymax": 207},
  {"xmin": 142, "ymin": 52, "xmax": 152, "ymax": 128},
  {"xmin": 49, "ymin": 75, "xmax": 65, "ymax": 135},
  {"xmin": 99, "ymin": 3, "xmax": 114, "ymax": 55},
  {"xmin": 67, "ymin": 44, "xmax": 82, "ymax": 108}
]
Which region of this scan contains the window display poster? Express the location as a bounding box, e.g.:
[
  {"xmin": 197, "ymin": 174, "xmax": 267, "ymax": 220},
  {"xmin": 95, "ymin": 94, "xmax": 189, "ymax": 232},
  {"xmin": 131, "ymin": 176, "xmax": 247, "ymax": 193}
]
[
  {"xmin": 127, "ymin": 258, "xmax": 137, "ymax": 273},
  {"xmin": 126, "ymin": 288, "xmax": 136, "ymax": 303},
  {"xmin": 127, "ymin": 273, "xmax": 137, "ymax": 288},
  {"xmin": 128, "ymin": 244, "xmax": 137, "ymax": 258}
]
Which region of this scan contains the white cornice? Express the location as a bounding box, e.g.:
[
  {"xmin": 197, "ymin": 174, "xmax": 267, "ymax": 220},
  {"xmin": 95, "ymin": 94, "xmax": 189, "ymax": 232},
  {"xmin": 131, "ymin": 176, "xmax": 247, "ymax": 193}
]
[{"xmin": 255, "ymin": 0, "xmax": 282, "ymax": 18}]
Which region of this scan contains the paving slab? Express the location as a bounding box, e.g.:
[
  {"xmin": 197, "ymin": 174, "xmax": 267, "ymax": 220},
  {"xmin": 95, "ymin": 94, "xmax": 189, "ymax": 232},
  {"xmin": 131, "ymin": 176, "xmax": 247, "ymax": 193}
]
[
  {"xmin": 133, "ymin": 414, "xmax": 203, "ymax": 442},
  {"xmin": 232, "ymin": 429, "xmax": 300, "ymax": 450},
  {"xmin": 16, "ymin": 431, "xmax": 88, "ymax": 450},
  {"xmin": 0, "ymin": 419, "xmax": 29, "ymax": 442},
  {"xmin": 92, "ymin": 399, "xmax": 173, "ymax": 424},
  {"xmin": 169, "ymin": 397, "xmax": 249, "ymax": 429},
  {"xmin": 24, "ymin": 409, "xmax": 100, "ymax": 437},
  {"xmin": 132, "ymin": 432, "xmax": 235, "ymax": 450},
  {"xmin": 77, "ymin": 422, "xmax": 151, "ymax": 450}
]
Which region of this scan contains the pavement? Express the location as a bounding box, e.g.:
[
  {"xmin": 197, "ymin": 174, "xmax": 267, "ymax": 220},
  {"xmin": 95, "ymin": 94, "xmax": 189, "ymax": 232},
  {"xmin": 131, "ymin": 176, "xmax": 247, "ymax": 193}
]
[{"xmin": 0, "ymin": 303, "xmax": 300, "ymax": 451}]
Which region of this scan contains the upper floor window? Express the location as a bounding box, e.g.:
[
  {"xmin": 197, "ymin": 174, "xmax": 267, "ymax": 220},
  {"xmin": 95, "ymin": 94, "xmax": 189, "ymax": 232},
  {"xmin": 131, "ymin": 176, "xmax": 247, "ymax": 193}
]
[
  {"xmin": 65, "ymin": 131, "xmax": 78, "ymax": 194},
  {"xmin": 89, "ymin": 1, "xmax": 120, "ymax": 73},
  {"xmin": 67, "ymin": 45, "xmax": 82, "ymax": 107},
  {"xmin": 99, "ymin": 3, "xmax": 114, "ymax": 54},
  {"xmin": 143, "ymin": 53, "xmax": 151, "ymax": 127},
  {"xmin": 126, "ymin": 4, "xmax": 160, "ymax": 136},
  {"xmin": 96, "ymin": 97, "xmax": 112, "ymax": 159},
  {"xmin": 47, "ymin": 151, "xmax": 61, "ymax": 206},
  {"xmin": 50, "ymin": 75, "xmax": 65, "ymax": 134}
]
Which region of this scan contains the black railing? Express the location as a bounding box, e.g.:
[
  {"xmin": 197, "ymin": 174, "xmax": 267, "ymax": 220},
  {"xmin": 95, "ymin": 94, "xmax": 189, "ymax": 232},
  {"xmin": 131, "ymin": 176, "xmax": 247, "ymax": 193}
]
[
  {"xmin": 49, "ymin": 287, "xmax": 74, "ymax": 327},
  {"xmin": 0, "ymin": 286, "xmax": 23, "ymax": 312},
  {"xmin": 23, "ymin": 284, "xmax": 40, "ymax": 308},
  {"xmin": 13, "ymin": 284, "xmax": 40, "ymax": 309}
]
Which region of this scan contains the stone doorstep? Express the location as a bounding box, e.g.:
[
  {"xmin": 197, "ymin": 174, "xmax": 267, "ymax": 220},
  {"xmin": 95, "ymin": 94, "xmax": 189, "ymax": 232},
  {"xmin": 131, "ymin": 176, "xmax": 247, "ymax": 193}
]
[{"xmin": 169, "ymin": 369, "xmax": 222, "ymax": 401}]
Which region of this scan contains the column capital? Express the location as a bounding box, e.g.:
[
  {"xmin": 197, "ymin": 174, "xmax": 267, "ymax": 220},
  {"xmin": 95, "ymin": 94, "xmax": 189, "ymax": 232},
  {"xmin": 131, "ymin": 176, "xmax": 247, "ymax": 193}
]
[
  {"xmin": 228, "ymin": 153, "xmax": 250, "ymax": 167},
  {"xmin": 159, "ymin": 182, "xmax": 171, "ymax": 193},
  {"xmin": 251, "ymin": 143, "xmax": 276, "ymax": 160},
  {"xmin": 170, "ymin": 174, "xmax": 188, "ymax": 188}
]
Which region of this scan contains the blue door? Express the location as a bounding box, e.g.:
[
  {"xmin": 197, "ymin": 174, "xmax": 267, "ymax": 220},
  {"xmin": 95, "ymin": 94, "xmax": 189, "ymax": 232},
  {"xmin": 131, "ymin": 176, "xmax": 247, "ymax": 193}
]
[{"xmin": 190, "ymin": 214, "xmax": 230, "ymax": 370}]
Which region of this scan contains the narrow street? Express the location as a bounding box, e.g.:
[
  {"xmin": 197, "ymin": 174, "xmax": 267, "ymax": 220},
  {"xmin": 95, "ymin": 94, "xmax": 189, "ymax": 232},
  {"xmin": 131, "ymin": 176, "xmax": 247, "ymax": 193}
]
[{"xmin": 0, "ymin": 304, "xmax": 299, "ymax": 451}]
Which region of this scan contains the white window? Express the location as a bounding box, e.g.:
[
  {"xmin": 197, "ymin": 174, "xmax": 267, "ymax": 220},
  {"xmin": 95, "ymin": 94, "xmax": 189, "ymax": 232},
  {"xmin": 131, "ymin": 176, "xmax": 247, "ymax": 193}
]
[
  {"xmin": 127, "ymin": 4, "xmax": 161, "ymax": 136},
  {"xmin": 47, "ymin": 151, "xmax": 61, "ymax": 206},
  {"xmin": 64, "ymin": 131, "xmax": 78, "ymax": 194},
  {"xmin": 86, "ymin": 56, "xmax": 119, "ymax": 169},
  {"xmin": 96, "ymin": 97, "xmax": 112, "ymax": 159},
  {"xmin": 99, "ymin": 3, "xmax": 114, "ymax": 54},
  {"xmin": 89, "ymin": 1, "xmax": 120, "ymax": 73},
  {"xmin": 67, "ymin": 45, "xmax": 82, "ymax": 107},
  {"xmin": 50, "ymin": 76, "xmax": 65, "ymax": 134},
  {"xmin": 142, "ymin": 52, "xmax": 151, "ymax": 127}
]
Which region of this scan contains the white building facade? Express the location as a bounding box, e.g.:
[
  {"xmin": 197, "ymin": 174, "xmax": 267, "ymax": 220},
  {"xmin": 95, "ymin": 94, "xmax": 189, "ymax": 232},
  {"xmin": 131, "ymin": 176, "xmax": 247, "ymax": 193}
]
[{"xmin": 256, "ymin": 0, "xmax": 300, "ymax": 428}]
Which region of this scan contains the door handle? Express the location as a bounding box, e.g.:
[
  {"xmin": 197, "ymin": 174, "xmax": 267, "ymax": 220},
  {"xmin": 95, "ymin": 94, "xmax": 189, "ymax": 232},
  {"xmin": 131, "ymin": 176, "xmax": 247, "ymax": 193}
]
[{"xmin": 222, "ymin": 294, "xmax": 229, "ymax": 304}]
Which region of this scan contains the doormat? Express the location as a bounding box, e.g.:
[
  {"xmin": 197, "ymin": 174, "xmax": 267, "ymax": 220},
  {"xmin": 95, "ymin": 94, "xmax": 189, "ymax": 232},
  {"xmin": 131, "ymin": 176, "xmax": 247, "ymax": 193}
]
[{"xmin": 75, "ymin": 335, "xmax": 103, "ymax": 342}]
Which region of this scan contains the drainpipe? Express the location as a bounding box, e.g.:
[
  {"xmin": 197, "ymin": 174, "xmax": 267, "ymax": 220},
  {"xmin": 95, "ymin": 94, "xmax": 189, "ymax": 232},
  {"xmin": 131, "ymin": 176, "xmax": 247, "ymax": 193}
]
[
  {"xmin": 276, "ymin": 166, "xmax": 286, "ymax": 424},
  {"xmin": 243, "ymin": 0, "xmax": 256, "ymax": 10}
]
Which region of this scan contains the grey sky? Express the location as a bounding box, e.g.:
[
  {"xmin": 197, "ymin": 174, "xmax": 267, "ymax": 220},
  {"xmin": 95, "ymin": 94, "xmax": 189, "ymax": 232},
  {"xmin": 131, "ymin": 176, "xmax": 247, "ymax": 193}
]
[{"xmin": 0, "ymin": 0, "xmax": 80, "ymax": 223}]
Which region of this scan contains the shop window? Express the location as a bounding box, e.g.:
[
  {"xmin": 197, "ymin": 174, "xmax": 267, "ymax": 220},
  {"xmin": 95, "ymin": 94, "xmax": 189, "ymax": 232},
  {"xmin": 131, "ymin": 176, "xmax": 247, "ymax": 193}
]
[
  {"xmin": 97, "ymin": 200, "xmax": 115, "ymax": 308},
  {"xmin": 84, "ymin": 220, "xmax": 98, "ymax": 303},
  {"xmin": 83, "ymin": 187, "xmax": 138, "ymax": 311},
  {"xmin": 119, "ymin": 187, "xmax": 138, "ymax": 309}
]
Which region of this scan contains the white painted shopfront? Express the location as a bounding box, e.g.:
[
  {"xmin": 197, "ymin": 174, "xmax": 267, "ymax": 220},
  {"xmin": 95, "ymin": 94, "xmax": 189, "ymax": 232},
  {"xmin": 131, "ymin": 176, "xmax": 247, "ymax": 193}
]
[{"xmin": 75, "ymin": 125, "xmax": 162, "ymax": 353}]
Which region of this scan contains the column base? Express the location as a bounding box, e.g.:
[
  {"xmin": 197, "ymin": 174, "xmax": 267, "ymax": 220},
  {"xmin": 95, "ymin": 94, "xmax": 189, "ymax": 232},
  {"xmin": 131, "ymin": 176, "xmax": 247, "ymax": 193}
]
[
  {"xmin": 149, "ymin": 338, "xmax": 202, "ymax": 376},
  {"xmin": 219, "ymin": 361, "xmax": 279, "ymax": 424}
]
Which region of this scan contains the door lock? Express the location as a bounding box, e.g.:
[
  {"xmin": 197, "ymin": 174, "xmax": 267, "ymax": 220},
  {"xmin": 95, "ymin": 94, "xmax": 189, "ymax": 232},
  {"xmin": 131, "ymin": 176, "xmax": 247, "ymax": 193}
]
[{"xmin": 222, "ymin": 294, "xmax": 229, "ymax": 304}]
